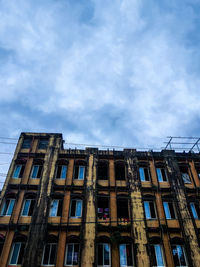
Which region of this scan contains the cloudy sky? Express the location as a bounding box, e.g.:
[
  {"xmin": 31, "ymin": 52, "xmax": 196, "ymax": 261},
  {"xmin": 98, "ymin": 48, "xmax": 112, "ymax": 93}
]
[{"xmin": 0, "ymin": 0, "xmax": 200, "ymax": 182}]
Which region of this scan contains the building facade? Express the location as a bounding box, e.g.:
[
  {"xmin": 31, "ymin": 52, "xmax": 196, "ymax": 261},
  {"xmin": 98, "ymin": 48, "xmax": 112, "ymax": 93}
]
[{"xmin": 0, "ymin": 132, "xmax": 200, "ymax": 267}]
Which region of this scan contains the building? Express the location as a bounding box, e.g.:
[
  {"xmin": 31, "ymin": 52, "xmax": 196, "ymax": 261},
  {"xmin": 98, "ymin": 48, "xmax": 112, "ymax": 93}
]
[{"xmin": 0, "ymin": 132, "xmax": 200, "ymax": 267}]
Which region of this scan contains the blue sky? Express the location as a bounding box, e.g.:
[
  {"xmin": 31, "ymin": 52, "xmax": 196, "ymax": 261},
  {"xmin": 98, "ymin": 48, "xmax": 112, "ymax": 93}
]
[{"xmin": 0, "ymin": 0, "xmax": 200, "ymax": 182}]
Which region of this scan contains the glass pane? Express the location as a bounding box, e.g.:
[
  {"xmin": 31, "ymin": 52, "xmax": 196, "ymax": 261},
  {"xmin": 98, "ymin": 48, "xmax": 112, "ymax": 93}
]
[
  {"xmin": 7, "ymin": 200, "xmax": 15, "ymax": 215},
  {"xmin": 98, "ymin": 244, "xmax": 103, "ymax": 265},
  {"xmin": 150, "ymin": 245, "xmax": 157, "ymax": 266},
  {"xmin": 13, "ymin": 165, "xmax": 21, "ymax": 178},
  {"xmin": 190, "ymin": 203, "xmax": 198, "ymax": 219},
  {"xmin": 163, "ymin": 202, "xmax": 171, "ymax": 219},
  {"xmin": 22, "ymin": 200, "xmax": 31, "ymax": 216},
  {"xmin": 1, "ymin": 200, "xmax": 9, "ymax": 215},
  {"xmin": 43, "ymin": 244, "xmax": 50, "ymax": 265},
  {"xmin": 61, "ymin": 166, "xmax": 67, "ymax": 179},
  {"xmin": 66, "ymin": 244, "xmax": 73, "ymax": 265},
  {"xmin": 50, "ymin": 200, "xmax": 58, "ymax": 216},
  {"xmin": 144, "ymin": 202, "xmax": 151, "ymax": 219},
  {"xmin": 22, "ymin": 137, "xmax": 32, "ymax": 148},
  {"xmin": 29, "ymin": 200, "xmax": 35, "ymax": 216},
  {"xmin": 139, "ymin": 168, "xmax": 145, "ymax": 181},
  {"xmin": 73, "ymin": 244, "xmax": 79, "ymax": 265},
  {"xmin": 156, "ymin": 168, "xmax": 163, "ymax": 182},
  {"xmin": 182, "ymin": 173, "xmax": 191, "ymax": 184},
  {"xmin": 49, "ymin": 244, "xmax": 57, "ymax": 264},
  {"xmin": 120, "ymin": 244, "xmax": 126, "ymax": 266},
  {"xmin": 17, "ymin": 243, "xmax": 25, "ymax": 264},
  {"xmin": 10, "ymin": 243, "xmax": 20, "ymax": 264},
  {"xmin": 177, "ymin": 245, "xmax": 187, "ymax": 266},
  {"xmin": 76, "ymin": 200, "xmax": 82, "ymax": 217},
  {"xmin": 31, "ymin": 166, "xmax": 38, "ymax": 178},
  {"xmin": 104, "ymin": 244, "xmax": 110, "ymax": 265},
  {"xmin": 154, "ymin": 245, "xmax": 164, "ymax": 266},
  {"xmin": 79, "ymin": 167, "xmax": 85, "ymax": 180},
  {"xmin": 126, "ymin": 244, "xmax": 133, "ymax": 266}
]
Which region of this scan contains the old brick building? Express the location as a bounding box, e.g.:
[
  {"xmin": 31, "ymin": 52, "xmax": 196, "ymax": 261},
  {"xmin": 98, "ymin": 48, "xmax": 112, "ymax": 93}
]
[{"xmin": 0, "ymin": 132, "xmax": 200, "ymax": 267}]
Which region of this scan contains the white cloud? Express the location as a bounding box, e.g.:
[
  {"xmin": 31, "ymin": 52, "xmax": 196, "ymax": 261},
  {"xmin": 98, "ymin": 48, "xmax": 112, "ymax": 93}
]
[{"xmin": 0, "ymin": 0, "xmax": 200, "ymax": 156}]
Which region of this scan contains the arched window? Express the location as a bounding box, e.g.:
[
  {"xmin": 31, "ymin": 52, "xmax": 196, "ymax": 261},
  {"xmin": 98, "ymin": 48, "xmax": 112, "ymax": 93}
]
[
  {"xmin": 96, "ymin": 236, "xmax": 111, "ymax": 267},
  {"xmin": 9, "ymin": 234, "xmax": 27, "ymax": 265},
  {"xmin": 73, "ymin": 160, "xmax": 86, "ymax": 180},
  {"xmin": 65, "ymin": 236, "xmax": 80, "ymax": 266},
  {"xmin": 149, "ymin": 237, "xmax": 165, "ymax": 267},
  {"xmin": 97, "ymin": 161, "xmax": 108, "ymax": 180},
  {"xmin": 119, "ymin": 237, "xmax": 133, "ymax": 267},
  {"xmin": 115, "ymin": 162, "xmax": 125, "ymax": 180},
  {"xmin": 170, "ymin": 238, "xmax": 188, "ymax": 267},
  {"xmin": 97, "ymin": 195, "xmax": 109, "ymax": 220},
  {"xmin": 21, "ymin": 193, "xmax": 36, "ymax": 216},
  {"xmin": 117, "ymin": 195, "xmax": 129, "ymax": 221},
  {"xmin": 49, "ymin": 194, "xmax": 63, "ymax": 217},
  {"xmin": 0, "ymin": 192, "xmax": 16, "ymax": 216},
  {"xmin": 42, "ymin": 235, "xmax": 58, "ymax": 266}
]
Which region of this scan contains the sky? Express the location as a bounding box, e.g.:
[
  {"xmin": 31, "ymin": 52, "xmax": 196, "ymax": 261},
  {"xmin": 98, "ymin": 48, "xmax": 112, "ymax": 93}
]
[{"xmin": 0, "ymin": 0, "xmax": 200, "ymax": 184}]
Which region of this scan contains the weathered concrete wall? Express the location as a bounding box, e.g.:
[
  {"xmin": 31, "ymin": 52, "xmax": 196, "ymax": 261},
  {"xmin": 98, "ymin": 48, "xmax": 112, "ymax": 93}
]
[
  {"xmin": 22, "ymin": 135, "xmax": 61, "ymax": 267},
  {"xmin": 81, "ymin": 154, "xmax": 96, "ymax": 267},
  {"xmin": 163, "ymin": 151, "xmax": 200, "ymax": 267},
  {"xmin": 126, "ymin": 155, "xmax": 150, "ymax": 267}
]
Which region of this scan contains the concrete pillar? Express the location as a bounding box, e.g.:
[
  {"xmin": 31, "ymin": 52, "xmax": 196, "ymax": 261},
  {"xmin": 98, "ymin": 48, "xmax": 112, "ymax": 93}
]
[
  {"xmin": 149, "ymin": 160, "xmax": 158, "ymax": 186},
  {"xmin": 21, "ymin": 158, "xmax": 33, "ymax": 184},
  {"xmin": 56, "ymin": 231, "xmax": 67, "ymax": 267},
  {"xmin": 82, "ymin": 154, "xmax": 96, "ymax": 267},
  {"xmin": 112, "ymin": 243, "xmax": 119, "ymax": 267},
  {"xmin": 12, "ymin": 191, "xmax": 25, "ymax": 224},
  {"xmin": 66, "ymin": 159, "xmax": 74, "ymax": 186},
  {"xmin": 127, "ymin": 156, "xmax": 150, "ymax": 267},
  {"xmin": 61, "ymin": 192, "xmax": 71, "ymax": 224},
  {"xmin": 109, "ymin": 159, "xmax": 115, "ymax": 187},
  {"xmin": 163, "ymin": 150, "xmax": 200, "ymax": 267},
  {"xmin": 0, "ymin": 230, "xmax": 14, "ymax": 267},
  {"xmin": 110, "ymin": 192, "xmax": 117, "ymax": 226},
  {"xmin": 162, "ymin": 233, "xmax": 174, "ymax": 267}
]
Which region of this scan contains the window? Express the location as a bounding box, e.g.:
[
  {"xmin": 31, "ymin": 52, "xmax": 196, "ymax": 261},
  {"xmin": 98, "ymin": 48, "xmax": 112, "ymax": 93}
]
[
  {"xmin": 119, "ymin": 244, "xmax": 133, "ymax": 267},
  {"xmin": 117, "ymin": 198, "xmax": 129, "ymax": 221},
  {"xmin": 30, "ymin": 165, "xmax": 43, "ymax": 179},
  {"xmin": 156, "ymin": 168, "xmax": 168, "ymax": 182},
  {"xmin": 171, "ymin": 245, "xmax": 188, "ymax": 267},
  {"xmin": 55, "ymin": 165, "xmax": 67, "ymax": 179},
  {"xmin": 21, "ymin": 137, "xmax": 32, "ymax": 149},
  {"xmin": 65, "ymin": 243, "xmax": 80, "ymax": 266},
  {"xmin": 190, "ymin": 203, "xmax": 200, "ymax": 219},
  {"xmin": 144, "ymin": 201, "xmax": 157, "ymax": 219},
  {"xmin": 98, "ymin": 162, "xmax": 108, "ymax": 180},
  {"xmin": 115, "ymin": 163, "xmax": 125, "ymax": 180},
  {"xmin": 150, "ymin": 244, "xmax": 165, "ymax": 267},
  {"xmin": 21, "ymin": 199, "xmax": 35, "ymax": 216},
  {"xmin": 74, "ymin": 166, "xmax": 85, "ymax": 180},
  {"xmin": 9, "ymin": 242, "xmax": 25, "ymax": 265},
  {"xmin": 139, "ymin": 167, "xmax": 150, "ymax": 182},
  {"xmin": 97, "ymin": 197, "xmax": 109, "ymax": 220},
  {"xmin": 181, "ymin": 172, "xmax": 191, "ymax": 184},
  {"xmin": 163, "ymin": 202, "xmax": 176, "ymax": 219},
  {"xmin": 70, "ymin": 200, "xmax": 82, "ymax": 218},
  {"xmin": 38, "ymin": 138, "xmax": 49, "ymax": 149},
  {"xmin": 1, "ymin": 199, "xmax": 15, "ymax": 216},
  {"xmin": 42, "ymin": 243, "xmax": 57, "ymax": 265},
  {"xmin": 97, "ymin": 243, "xmax": 111, "ymax": 266},
  {"xmin": 50, "ymin": 199, "xmax": 63, "ymax": 217},
  {"xmin": 12, "ymin": 165, "xmax": 25, "ymax": 178}
]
